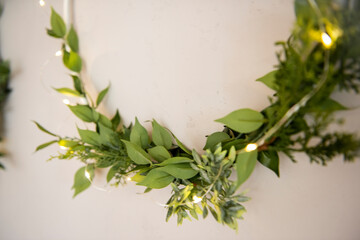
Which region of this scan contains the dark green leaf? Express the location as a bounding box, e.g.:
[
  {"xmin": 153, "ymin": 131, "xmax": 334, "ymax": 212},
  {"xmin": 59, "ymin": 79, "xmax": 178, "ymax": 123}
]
[
  {"xmin": 68, "ymin": 105, "xmax": 94, "ymax": 122},
  {"xmin": 258, "ymin": 150, "xmax": 280, "ymax": 177},
  {"xmin": 137, "ymin": 168, "xmax": 174, "ymax": 189},
  {"xmin": 35, "ymin": 140, "xmax": 58, "ymax": 152},
  {"xmin": 50, "ymin": 8, "xmax": 66, "ymax": 38},
  {"xmin": 33, "ymin": 121, "xmax": 58, "ymax": 137},
  {"xmin": 256, "ymin": 70, "xmax": 278, "ymax": 91},
  {"xmin": 78, "ymin": 128, "xmax": 103, "ymax": 146},
  {"xmin": 152, "ymin": 120, "xmax": 172, "ymax": 149},
  {"xmin": 98, "ymin": 114, "xmax": 113, "ymax": 129},
  {"xmin": 71, "ymin": 75, "xmax": 83, "ymax": 93},
  {"xmin": 147, "ymin": 146, "xmax": 171, "ymax": 162},
  {"xmin": 158, "ymin": 163, "xmax": 198, "ymax": 179},
  {"xmin": 0, "ymin": 162, "xmax": 4, "ymax": 170},
  {"xmin": 122, "ymin": 140, "xmax": 152, "ymax": 165},
  {"xmin": 96, "ymin": 85, "xmax": 110, "ymax": 107},
  {"xmin": 203, "ymin": 132, "xmax": 230, "ymax": 150},
  {"xmin": 106, "ymin": 163, "xmax": 121, "ymax": 183},
  {"xmin": 310, "ymin": 98, "xmax": 348, "ymax": 112},
  {"xmin": 98, "ymin": 123, "xmax": 118, "ymax": 147},
  {"xmin": 47, "ymin": 29, "xmax": 59, "ymax": 38},
  {"xmin": 111, "ymin": 110, "xmax": 121, "ymax": 130},
  {"xmin": 130, "ymin": 117, "xmax": 149, "ymax": 149},
  {"xmin": 72, "ymin": 166, "xmax": 94, "ymax": 198},
  {"xmin": 156, "ymin": 157, "xmax": 193, "ymax": 166},
  {"xmin": 66, "ymin": 25, "xmax": 79, "ymax": 52},
  {"xmin": 215, "ymin": 108, "xmax": 264, "ymax": 133},
  {"xmin": 63, "ymin": 50, "xmax": 82, "ymax": 72},
  {"xmin": 54, "ymin": 87, "xmax": 81, "ymax": 97},
  {"xmin": 235, "ymin": 150, "xmax": 258, "ymax": 189}
]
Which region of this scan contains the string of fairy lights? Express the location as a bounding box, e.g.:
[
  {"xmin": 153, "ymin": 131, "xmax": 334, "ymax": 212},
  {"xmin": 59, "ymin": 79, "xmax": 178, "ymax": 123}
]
[{"xmin": 38, "ymin": 0, "xmax": 334, "ymax": 205}]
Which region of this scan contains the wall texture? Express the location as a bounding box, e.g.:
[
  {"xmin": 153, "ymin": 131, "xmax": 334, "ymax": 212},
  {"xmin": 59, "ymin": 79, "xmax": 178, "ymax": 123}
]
[{"xmin": 1, "ymin": 0, "xmax": 360, "ymax": 239}]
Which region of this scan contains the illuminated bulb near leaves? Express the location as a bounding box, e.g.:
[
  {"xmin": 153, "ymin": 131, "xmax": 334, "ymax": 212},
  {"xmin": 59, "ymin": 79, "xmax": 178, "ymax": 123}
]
[
  {"xmin": 79, "ymin": 97, "xmax": 88, "ymax": 105},
  {"xmin": 62, "ymin": 99, "xmax": 70, "ymax": 105},
  {"xmin": 55, "ymin": 50, "xmax": 62, "ymax": 57},
  {"xmin": 126, "ymin": 177, "xmax": 132, "ymax": 181},
  {"xmin": 245, "ymin": 143, "xmax": 258, "ymax": 152},
  {"xmin": 59, "ymin": 146, "xmax": 68, "ymax": 150},
  {"xmin": 85, "ymin": 170, "xmax": 91, "ymax": 180},
  {"xmin": 321, "ymin": 32, "xmax": 332, "ymax": 48},
  {"xmin": 193, "ymin": 196, "xmax": 202, "ymax": 203},
  {"xmin": 39, "ymin": 0, "xmax": 45, "ymax": 7}
]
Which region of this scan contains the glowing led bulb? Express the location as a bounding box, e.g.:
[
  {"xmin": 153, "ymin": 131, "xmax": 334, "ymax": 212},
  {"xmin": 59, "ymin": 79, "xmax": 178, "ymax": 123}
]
[
  {"xmin": 55, "ymin": 50, "xmax": 63, "ymax": 57},
  {"xmin": 59, "ymin": 146, "xmax": 68, "ymax": 150},
  {"xmin": 39, "ymin": 0, "xmax": 45, "ymax": 7},
  {"xmin": 85, "ymin": 170, "xmax": 91, "ymax": 180},
  {"xmin": 62, "ymin": 99, "xmax": 70, "ymax": 105},
  {"xmin": 193, "ymin": 196, "xmax": 202, "ymax": 203},
  {"xmin": 321, "ymin": 32, "xmax": 332, "ymax": 48},
  {"xmin": 245, "ymin": 143, "xmax": 258, "ymax": 152},
  {"xmin": 126, "ymin": 177, "xmax": 132, "ymax": 181}
]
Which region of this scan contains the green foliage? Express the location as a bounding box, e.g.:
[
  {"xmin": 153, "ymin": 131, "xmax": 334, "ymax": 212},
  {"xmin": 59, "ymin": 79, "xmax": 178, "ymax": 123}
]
[
  {"xmin": 152, "ymin": 119, "xmax": 173, "ymax": 149},
  {"xmin": 72, "ymin": 166, "xmax": 94, "ymax": 197},
  {"xmin": 96, "ymin": 85, "xmax": 110, "ymax": 107},
  {"xmin": 235, "ymin": 150, "xmax": 258, "ymax": 189},
  {"xmin": 130, "ymin": 117, "xmax": 149, "ymax": 149},
  {"xmin": 48, "ymin": 8, "xmax": 66, "ymax": 38},
  {"xmin": 256, "ymin": 70, "xmax": 278, "ymax": 91},
  {"xmin": 67, "ymin": 25, "xmax": 79, "ymax": 52}
]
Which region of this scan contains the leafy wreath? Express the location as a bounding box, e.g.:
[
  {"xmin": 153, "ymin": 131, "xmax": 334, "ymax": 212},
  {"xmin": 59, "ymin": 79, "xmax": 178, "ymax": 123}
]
[{"xmin": 35, "ymin": 0, "xmax": 360, "ymax": 230}]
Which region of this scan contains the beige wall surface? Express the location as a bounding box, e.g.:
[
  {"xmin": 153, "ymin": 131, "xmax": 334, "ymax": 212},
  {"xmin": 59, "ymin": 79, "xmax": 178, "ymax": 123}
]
[{"xmin": 1, "ymin": 0, "xmax": 360, "ymax": 239}]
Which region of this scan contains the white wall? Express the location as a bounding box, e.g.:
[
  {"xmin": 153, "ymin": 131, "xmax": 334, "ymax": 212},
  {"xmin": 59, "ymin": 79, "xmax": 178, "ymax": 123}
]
[{"xmin": 1, "ymin": 0, "xmax": 360, "ymax": 239}]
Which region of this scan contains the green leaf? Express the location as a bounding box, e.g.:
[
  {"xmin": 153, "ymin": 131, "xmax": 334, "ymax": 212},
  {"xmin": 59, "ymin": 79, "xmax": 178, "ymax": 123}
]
[
  {"xmin": 147, "ymin": 146, "xmax": 171, "ymax": 162},
  {"xmin": 98, "ymin": 114, "xmax": 113, "ymax": 129},
  {"xmin": 256, "ymin": 70, "xmax": 278, "ymax": 91},
  {"xmin": 68, "ymin": 105, "xmax": 94, "ymax": 122},
  {"xmin": 130, "ymin": 117, "xmax": 149, "ymax": 149},
  {"xmin": 66, "ymin": 25, "xmax": 79, "ymax": 52},
  {"xmin": 235, "ymin": 150, "xmax": 258, "ymax": 189},
  {"xmin": 310, "ymin": 98, "xmax": 348, "ymax": 112},
  {"xmin": 33, "ymin": 121, "xmax": 58, "ymax": 137},
  {"xmin": 203, "ymin": 132, "xmax": 230, "ymax": 150},
  {"xmin": 50, "ymin": 8, "xmax": 66, "ymax": 38},
  {"xmin": 54, "ymin": 87, "xmax": 81, "ymax": 97},
  {"xmin": 152, "ymin": 120, "xmax": 172, "ymax": 149},
  {"xmin": 215, "ymin": 108, "xmax": 264, "ymax": 133},
  {"xmin": 47, "ymin": 29, "xmax": 59, "ymax": 38},
  {"xmin": 78, "ymin": 128, "xmax": 103, "ymax": 146},
  {"xmin": 106, "ymin": 162, "xmax": 122, "ymax": 183},
  {"xmin": 71, "ymin": 75, "xmax": 83, "ymax": 94},
  {"xmin": 137, "ymin": 168, "xmax": 174, "ymax": 189},
  {"xmin": 72, "ymin": 166, "xmax": 94, "ymax": 198},
  {"xmin": 98, "ymin": 123, "xmax": 118, "ymax": 147},
  {"xmin": 96, "ymin": 85, "xmax": 110, "ymax": 107},
  {"xmin": 35, "ymin": 140, "xmax": 58, "ymax": 152},
  {"xmin": 156, "ymin": 157, "xmax": 193, "ymax": 166},
  {"xmin": 170, "ymin": 132, "xmax": 191, "ymax": 155},
  {"xmin": 58, "ymin": 139, "xmax": 79, "ymax": 148},
  {"xmin": 158, "ymin": 163, "xmax": 198, "ymax": 179},
  {"xmin": 63, "ymin": 50, "xmax": 82, "ymax": 72},
  {"xmin": 0, "ymin": 162, "xmax": 4, "ymax": 170},
  {"xmin": 122, "ymin": 140, "xmax": 152, "ymax": 165},
  {"xmin": 258, "ymin": 150, "xmax": 280, "ymax": 177},
  {"xmin": 111, "ymin": 110, "xmax": 121, "ymax": 130}
]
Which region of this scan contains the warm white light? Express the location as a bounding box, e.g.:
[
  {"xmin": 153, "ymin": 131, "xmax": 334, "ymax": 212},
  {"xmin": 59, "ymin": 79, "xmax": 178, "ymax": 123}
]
[
  {"xmin": 321, "ymin": 32, "xmax": 332, "ymax": 48},
  {"xmin": 126, "ymin": 177, "xmax": 132, "ymax": 181},
  {"xmin": 85, "ymin": 170, "xmax": 91, "ymax": 180},
  {"xmin": 59, "ymin": 146, "xmax": 68, "ymax": 150},
  {"xmin": 62, "ymin": 99, "xmax": 70, "ymax": 105},
  {"xmin": 79, "ymin": 97, "xmax": 88, "ymax": 105},
  {"xmin": 193, "ymin": 196, "xmax": 202, "ymax": 203},
  {"xmin": 39, "ymin": 0, "xmax": 45, "ymax": 7},
  {"xmin": 55, "ymin": 50, "xmax": 63, "ymax": 57},
  {"xmin": 245, "ymin": 143, "xmax": 258, "ymax": 152}
]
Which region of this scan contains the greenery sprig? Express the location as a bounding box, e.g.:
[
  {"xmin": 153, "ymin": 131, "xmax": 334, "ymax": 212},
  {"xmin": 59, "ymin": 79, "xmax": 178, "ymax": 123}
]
[{"xmin": 35, "ymin": 0, "xmax": 360, "ymax": 230}]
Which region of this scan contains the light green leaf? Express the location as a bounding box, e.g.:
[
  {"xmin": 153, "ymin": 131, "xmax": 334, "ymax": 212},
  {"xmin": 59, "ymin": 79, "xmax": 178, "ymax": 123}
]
[
  {"xmin": 137, "ymin": 168, "xmax": 174, "ymax": 189},
  {"xmin": 106, "ymin": 163, "xmax": 121, "ymax": 183},
  {"xmin": 147, "ymin": 146, "xmax": 171, "ymax": 162},
  {"xmin": 68, "ymin": 105, "xmax": 94, "ymax": 122},
  {"xmin": 156, "ymin": 157, "xmax": 193, "ymax": 166},
  {"xmin": 215, "ymin": 108, "xmax": 264, "ymax": 133},
  {"xmin": 96, "ymin": 85, "xmax": 110, "ymax": 107},
  {"xmin": 58, "ymin": 139, "xmax": 78, "ymax": 148},
  {"xmin": 203, "ymin": 132, "xmax": 230, "ymax": 150},
  {"xmin": 171, "ymin": 132, "xmax": 191, "ymax": 155},
  {"xmin": 235, "ymin": 150, "xmax": 258, "ymax": 189},
  {"xmin": 77, "ymin": 128, "xmax": 102, "ymax": 146},
  {"xmin": 33, "ymin": 121, "xmax": 58, "ymax": 137},
  {"xmin": 72, "ymin": 166, "xmax": 94, "ymax": 198},
  {"xmin": 71, "ymin": 75, "xmax": 83, "ymax": 94},
  {"xmin": 50, "ymin": 8, "xmax": 66, "ymax": 38},
  {"xmin": 152, "ymin": 120, "xmax": 172, "ymax": 149},
  {"xmin": 159, "ymin": 163, "xmax": 198, "ymax": 179},
  {"xmin": 122, "ymin": 140, "xmax": 152, "ymax": 165},
  {"xmin": 54, "ymin": 87, "xmax": 81, "ymax": 97},
  {"xmin": 258, "ymin": 150, "xmax": 279, "ymax": 177},
  {"xmin": 256, "ymin": 70, "xmax": 278, "ymax": 91},
  {"xmin": 66, "ymin": 25, "xmax": 79, "ymax": 52},
  {"xmin": 98, "ymin": 114, "xmax": 113, "ymax": 129},
  {"xmin": 35, "ymin": 140, "xmax": 58, "ymax": 152},
  {"xmin": 130, "ymin": 117, "xmax": 149, "ymax": 149},
  {"xmin": 63, "ymin": 50, "xmax": 82, "ymax": 72}
]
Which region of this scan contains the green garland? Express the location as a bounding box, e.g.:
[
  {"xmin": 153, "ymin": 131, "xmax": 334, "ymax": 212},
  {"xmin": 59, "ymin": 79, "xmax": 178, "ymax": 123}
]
[{"xmin": 35, "ymin": 0, "xmax": 360, "ymax": 230}]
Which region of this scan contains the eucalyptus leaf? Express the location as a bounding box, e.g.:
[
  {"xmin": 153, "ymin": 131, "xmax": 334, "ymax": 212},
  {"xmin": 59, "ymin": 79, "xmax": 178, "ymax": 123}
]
[
  {"xmin": 156, "ymin": 157, "xmax": 193, "ymax": 166},
  {"xmin": 137, "ymin": 168, "xmax": 174, "ymax": 189},
  {"xmin": 147, "ymin": 146, "xmax": 171, "ymax": 162},
  {"xmin": 215, "ymin": 108, "xmax": 264, "ymax": 133},
  {"xmin": 203, "ymin": 132, "xmax": 230, "ymax": 150},
  {"xmin": 96, "ymin": 85, "xmax": 110, "ymax": 107},
  {"xmin": 122, "ymin": 140, "xmax": 152, "ymax": 165},
  {"xmin": 72, "ymin": 166, "xmax": 94, "ymax": 198},
  {"xmin": 68, "ymin": 105, "xmax": 94, "ymax": 122},
  {"xmin": 235, "ymin": 150, "xmax": 258, "ymax": 189},
  {"xmin": 50, "ymin": 8, "xmax": 66, "ymax": 38},
  {"xmin": 256, "ymin": 70, "xmax": 278, "ymax": 91},
  {"xmin": 54, "ymin": 87, "xmax": 81, "ymax": 97},
  {"xmin": 33, "ymin": 121, "xmax": 58, "ymax": 137},
  {"xmin": 258, "ymin": 150, "xmax": 279, "ymax": 177},
  {"xmin": 66, "ymin": 25, "xmax": 79, "ymax": 52},
  {"xmin": 35, "ymin": 140, "xmax": 58, "ymax": 152},
  {"xmin": 152, "ymin": 120, "xmax": 172, "ymax": 149},
  {"xmin": 159, "ymin": 163, "xmax": 198, "ymax": 179},
  {"xmin": 130, "ymin": 117, "xmax": 149, "ymax": 149}
]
